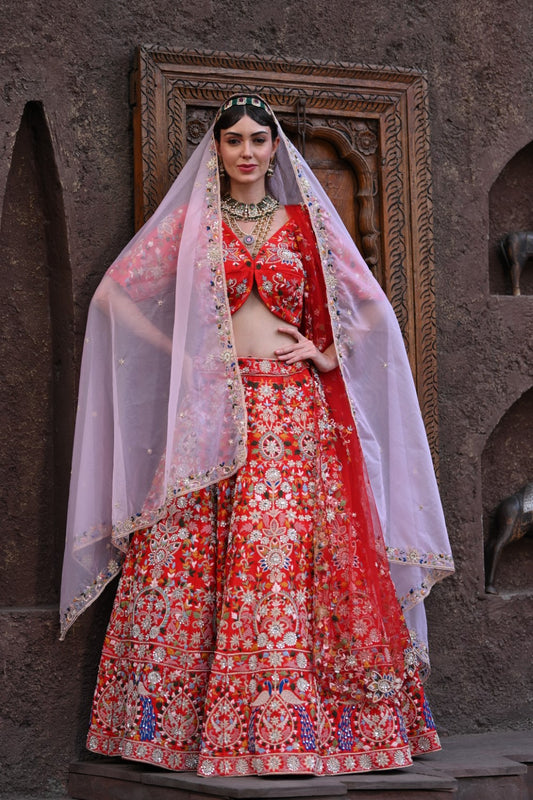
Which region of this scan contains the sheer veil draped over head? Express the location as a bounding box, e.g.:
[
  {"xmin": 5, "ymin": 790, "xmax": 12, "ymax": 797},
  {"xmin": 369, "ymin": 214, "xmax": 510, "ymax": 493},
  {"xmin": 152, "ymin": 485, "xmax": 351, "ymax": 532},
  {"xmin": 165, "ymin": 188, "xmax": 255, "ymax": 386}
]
[{"xmin": 60, "ymin": 97, "xmax": 454, "ymax": 674}]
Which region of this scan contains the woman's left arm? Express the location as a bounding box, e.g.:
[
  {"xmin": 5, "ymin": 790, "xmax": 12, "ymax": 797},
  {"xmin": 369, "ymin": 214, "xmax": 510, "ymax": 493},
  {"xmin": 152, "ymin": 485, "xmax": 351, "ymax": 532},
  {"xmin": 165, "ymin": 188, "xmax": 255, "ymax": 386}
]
[{"xmin": 275, "ymin": 326, "xmax": 338, "ymax": 373}]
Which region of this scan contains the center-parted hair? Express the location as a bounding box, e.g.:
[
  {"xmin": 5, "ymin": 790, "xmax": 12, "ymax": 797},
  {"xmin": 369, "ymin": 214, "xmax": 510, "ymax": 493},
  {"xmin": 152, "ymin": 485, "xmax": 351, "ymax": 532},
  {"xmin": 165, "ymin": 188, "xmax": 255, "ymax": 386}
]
[{"xmin": 213, "ymin": 96, "xmax": 279, "ymax": 142}]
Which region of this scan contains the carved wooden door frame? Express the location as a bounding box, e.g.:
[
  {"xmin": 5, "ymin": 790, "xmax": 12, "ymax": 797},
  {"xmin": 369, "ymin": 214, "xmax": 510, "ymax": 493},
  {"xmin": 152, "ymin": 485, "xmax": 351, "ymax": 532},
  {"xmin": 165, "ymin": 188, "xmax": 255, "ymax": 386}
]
[{"xmin": 131, "ymin": 47, "xmax": 439, "ymax": 464}]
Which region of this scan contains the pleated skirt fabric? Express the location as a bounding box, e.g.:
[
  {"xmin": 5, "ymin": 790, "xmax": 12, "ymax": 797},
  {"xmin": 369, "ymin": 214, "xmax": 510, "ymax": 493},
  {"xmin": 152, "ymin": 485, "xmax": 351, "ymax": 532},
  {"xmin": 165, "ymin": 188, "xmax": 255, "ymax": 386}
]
[{"xmin": 87, "ymin": 358, "xmax": 440, "ymax": 776}]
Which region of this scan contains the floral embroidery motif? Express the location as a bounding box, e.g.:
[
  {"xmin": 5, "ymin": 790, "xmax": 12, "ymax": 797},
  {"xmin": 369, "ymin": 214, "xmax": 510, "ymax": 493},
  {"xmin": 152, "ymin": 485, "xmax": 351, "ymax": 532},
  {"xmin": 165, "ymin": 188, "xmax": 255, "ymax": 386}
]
[
  {"xmin": 96, "ymin": 682, "xmax": 126, "ymax": 728},
  {"xmin": 386, "ymin": 545, "xmax": 455, "ymax": 570},
  {"xmin": 132, "ymin": 587, "xmax": 170, "ymax": 639},
  {"xmin": 162, "ymin": 690, "xmax": 199, "ymax": 742},
  {"xmin": 204, "ymin": 696, "xmax": 244, "ymax": 749},
  {"xmin": 366, "ymin": 671, "xmax": 404, "ymax": 702},
  {"xmin": 108, "ymin": 207, "xmax": 184, "ymax": 301}
]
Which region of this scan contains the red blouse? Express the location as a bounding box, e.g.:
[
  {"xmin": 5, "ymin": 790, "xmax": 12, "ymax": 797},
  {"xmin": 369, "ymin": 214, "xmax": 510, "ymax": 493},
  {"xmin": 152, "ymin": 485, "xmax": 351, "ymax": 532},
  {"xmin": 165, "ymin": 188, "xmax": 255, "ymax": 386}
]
[
  {"xmin": 223, "ymin": 206, "xmax": 308, "ymax": 326},
  {"xmin": 107, "ymin": 203, "xmax": 333, "ymax": 353}
]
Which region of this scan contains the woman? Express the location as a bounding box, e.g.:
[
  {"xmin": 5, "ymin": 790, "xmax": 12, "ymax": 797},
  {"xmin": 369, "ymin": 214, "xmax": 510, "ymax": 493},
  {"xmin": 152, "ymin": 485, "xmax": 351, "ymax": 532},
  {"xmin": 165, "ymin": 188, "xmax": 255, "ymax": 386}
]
[{"xmin": 61, "ymin": 95, "xmax": 454, "ymax": 777}]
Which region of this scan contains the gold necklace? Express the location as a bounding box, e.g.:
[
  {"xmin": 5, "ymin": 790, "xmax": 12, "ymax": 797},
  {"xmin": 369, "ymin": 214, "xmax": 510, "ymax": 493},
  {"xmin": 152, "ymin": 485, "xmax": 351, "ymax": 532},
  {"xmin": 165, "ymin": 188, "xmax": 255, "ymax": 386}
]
[
  {"xmin": 222, "ymin": 209, "xmax": 275, "ymax": 257},
  {"xmin": 221, "ymin": 194, "xmax": 279, "ymax": 220}
]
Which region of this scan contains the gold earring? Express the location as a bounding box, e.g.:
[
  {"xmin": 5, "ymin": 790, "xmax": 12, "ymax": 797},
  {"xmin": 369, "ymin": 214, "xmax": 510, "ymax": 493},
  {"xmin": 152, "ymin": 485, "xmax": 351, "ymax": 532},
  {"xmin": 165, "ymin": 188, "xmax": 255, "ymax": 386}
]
[
  {"xmin": 218, "ymin": 157, "xmax": 226, "ymax": 178},
  {"xmin": 266, "ymin": 157, "xmax": 276, "ymax": 178}
]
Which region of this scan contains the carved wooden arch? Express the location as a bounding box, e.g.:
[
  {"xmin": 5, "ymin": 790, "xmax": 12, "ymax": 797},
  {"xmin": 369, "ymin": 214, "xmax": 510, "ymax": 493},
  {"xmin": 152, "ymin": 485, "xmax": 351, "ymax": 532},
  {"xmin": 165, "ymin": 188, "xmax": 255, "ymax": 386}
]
[
  {"xmin": 278, "ymin": 115, "xmax": 380, "ymax": 270},
  {"xmin": 131, "ymin": 47, "xmax": 439, "ymax": 468}
]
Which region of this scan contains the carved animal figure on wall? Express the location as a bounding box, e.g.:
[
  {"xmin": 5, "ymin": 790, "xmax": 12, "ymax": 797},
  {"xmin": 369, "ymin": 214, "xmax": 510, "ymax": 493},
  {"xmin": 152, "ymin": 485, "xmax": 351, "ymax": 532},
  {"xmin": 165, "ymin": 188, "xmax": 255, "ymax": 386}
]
[
  {"xmin": 485, "ymin": 482, "xmax": 533, "ymax": 593},
  {"xmin": 499, "ymin": 231, "xmax": 533, "ymax": 296}
]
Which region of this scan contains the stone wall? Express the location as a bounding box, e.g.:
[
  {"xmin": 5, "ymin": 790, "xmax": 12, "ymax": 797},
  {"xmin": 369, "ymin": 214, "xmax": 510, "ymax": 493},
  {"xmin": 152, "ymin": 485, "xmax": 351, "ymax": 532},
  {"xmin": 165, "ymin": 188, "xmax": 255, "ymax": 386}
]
[{"xmin": 1, "ymin": 0, "xmax": 532, "ymax": 794}]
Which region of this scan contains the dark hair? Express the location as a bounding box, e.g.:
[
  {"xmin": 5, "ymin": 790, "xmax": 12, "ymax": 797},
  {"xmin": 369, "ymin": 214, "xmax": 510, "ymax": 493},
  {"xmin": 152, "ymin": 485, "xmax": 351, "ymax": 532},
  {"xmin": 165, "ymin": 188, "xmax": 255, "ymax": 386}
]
[{"xmin": 213, "ymin": 101, "xmax": 278, "ymax": 142}]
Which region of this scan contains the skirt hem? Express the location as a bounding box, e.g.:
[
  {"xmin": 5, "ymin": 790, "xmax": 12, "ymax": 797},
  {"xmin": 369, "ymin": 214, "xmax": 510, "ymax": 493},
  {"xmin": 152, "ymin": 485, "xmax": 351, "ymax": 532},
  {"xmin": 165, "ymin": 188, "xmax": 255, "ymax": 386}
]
[{"xmin": 86, "ymin": 729, "xmax": 441, "ymax": 777}]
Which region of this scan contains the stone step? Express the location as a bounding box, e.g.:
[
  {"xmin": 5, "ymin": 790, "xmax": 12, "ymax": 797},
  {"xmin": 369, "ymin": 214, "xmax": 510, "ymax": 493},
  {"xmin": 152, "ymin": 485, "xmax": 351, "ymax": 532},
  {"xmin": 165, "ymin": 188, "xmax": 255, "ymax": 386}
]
[
  {"xmin": 65, "ymin": 731, "xmax": 533, "ymax": 800},
  {"xmin": 68, "ymin": 761, "xmax": 457, "ymax": 800}
]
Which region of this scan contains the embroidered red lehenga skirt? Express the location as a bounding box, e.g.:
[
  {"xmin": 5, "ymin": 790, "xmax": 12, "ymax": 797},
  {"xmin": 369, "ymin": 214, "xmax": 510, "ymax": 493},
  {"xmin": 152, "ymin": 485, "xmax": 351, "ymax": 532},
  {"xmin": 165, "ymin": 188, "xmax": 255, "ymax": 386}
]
[{"xmin": 87, "ymin": 358, "xmax": 440, "ymax": 776}]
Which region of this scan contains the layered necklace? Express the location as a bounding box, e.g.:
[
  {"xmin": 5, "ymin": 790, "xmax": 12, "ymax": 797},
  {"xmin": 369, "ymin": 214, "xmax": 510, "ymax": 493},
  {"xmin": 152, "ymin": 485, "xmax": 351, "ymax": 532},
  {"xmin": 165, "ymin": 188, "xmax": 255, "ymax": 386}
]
[{"xmin": 221, "ymin": 194, "xmax": 280, "ymax": 258}]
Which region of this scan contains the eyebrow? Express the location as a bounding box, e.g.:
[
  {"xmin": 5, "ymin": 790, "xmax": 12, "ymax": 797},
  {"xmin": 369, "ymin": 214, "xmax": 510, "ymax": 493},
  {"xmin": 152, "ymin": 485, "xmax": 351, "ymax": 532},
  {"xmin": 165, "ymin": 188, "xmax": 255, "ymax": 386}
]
[{"xmin": 221, "ymin": 128, "xmax": 269, "ymax": 137}]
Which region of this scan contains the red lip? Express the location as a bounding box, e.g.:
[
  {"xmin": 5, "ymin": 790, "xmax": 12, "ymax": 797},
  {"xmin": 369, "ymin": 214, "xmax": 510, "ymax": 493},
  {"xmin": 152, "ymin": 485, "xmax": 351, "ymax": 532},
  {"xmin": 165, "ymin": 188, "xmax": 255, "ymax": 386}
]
[{"xmin": 238, "ymin": 164, "xmax": 257, "ymax": 172}]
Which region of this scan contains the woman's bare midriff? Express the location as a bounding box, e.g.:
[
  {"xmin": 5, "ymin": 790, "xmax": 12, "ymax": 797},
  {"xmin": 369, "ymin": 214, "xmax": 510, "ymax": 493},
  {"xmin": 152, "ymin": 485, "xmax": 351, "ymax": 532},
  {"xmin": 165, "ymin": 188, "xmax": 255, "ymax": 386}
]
[{"xmin": 231, "ymin": 287, "xmax": 296, "ymax": 359}]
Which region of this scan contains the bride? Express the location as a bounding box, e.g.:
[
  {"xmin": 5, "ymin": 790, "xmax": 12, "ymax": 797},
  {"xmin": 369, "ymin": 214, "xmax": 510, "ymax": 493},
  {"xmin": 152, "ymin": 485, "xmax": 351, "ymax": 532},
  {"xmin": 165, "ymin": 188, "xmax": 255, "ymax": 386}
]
[{"xmin": 61, "ymin": 94, "xmax": 454, "ymax": 777}]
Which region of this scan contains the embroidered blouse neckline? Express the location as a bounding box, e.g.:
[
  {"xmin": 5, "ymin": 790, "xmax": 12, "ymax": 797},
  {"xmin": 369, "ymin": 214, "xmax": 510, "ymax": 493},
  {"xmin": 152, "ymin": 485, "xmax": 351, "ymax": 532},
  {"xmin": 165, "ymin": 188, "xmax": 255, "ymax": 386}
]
[{"xmin": 222, "ymin": 215, "xmax": 296, "ymax": 261}]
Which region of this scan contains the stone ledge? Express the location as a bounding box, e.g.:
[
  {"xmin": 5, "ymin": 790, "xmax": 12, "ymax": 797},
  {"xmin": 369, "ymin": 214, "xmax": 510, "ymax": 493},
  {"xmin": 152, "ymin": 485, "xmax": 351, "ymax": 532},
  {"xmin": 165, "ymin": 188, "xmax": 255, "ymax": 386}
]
[
  {"xmin": 340, "ymin": 769, "xmax": 457, "ymax": 790},
  {"xmin": 414, "ymin": 730, "xmax": 533, "ymax": 778},
  {"xmin": 69, "ymin": 763, "xmax": 348, "ymax": 799},
  {"xmin": 143, "ymin": 771, "xmax": 348, "ymax": 797},
  {"xmin": 67, "ymin": 731, "xmax": 533, "ymax": 800},
  {"xmin": 68, "ymin": 760, "xmax": 458, "ymax": 799}
]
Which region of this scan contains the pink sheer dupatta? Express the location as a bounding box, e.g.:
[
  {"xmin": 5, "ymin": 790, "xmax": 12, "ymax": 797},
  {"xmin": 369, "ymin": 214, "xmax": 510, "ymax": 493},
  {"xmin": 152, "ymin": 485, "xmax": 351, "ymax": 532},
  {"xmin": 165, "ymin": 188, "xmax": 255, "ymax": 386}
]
[
  {"xmin": 60, "ymin": 112, "xmax": 454, "ymax": 676},
  {"xmin": 60, "ymin": 135, "xmax": 247, "ymax": 637}
]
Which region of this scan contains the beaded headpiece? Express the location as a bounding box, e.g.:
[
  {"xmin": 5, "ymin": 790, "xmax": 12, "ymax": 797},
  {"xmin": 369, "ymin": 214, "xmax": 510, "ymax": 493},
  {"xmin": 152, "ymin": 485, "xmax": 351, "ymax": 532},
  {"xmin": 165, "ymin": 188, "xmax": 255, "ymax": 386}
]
[{"xmin": 214, "ymin": 95, "xmax": 274, "ymax": 122}]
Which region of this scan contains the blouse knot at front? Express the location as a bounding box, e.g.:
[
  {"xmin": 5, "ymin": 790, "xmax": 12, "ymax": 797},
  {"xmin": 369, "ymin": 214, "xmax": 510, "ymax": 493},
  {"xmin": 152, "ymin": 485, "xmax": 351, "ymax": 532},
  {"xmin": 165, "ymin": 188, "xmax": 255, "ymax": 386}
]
[{"xmin": 223, "ymin": 211, "xmax": 306, "ymax": 326}]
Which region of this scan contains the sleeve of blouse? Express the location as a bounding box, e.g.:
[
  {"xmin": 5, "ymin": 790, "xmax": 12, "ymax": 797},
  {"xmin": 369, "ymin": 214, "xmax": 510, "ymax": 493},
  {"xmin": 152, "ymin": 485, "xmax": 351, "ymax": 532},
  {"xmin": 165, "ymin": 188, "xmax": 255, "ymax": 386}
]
[{"xmin": 106, "ymin": 206, "xmax": 185, "ymax": 302}]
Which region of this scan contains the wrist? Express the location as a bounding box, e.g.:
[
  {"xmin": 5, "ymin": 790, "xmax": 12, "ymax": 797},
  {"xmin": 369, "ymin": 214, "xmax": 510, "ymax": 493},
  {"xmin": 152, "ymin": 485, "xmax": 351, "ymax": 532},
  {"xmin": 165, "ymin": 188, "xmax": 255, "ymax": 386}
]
[{"xmin": 313, "ymin": 350, "xmax": 337, "ymax": 373}]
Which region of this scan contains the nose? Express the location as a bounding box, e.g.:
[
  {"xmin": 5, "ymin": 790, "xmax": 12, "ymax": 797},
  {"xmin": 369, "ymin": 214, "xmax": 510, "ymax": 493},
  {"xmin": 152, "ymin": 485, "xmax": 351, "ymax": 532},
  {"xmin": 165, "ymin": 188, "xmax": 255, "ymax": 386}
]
[{"xmin": 241, "ymin": 139, "xmax": 252, "ymax": 158}]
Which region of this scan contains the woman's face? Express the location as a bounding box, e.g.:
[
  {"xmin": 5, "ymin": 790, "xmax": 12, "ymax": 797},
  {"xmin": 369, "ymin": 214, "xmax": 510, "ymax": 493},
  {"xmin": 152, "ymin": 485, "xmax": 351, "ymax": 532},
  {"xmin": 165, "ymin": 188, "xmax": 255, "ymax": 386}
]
[{"xmin": 216, "ymin": 114, "xmax": 279, "ymax": 193}]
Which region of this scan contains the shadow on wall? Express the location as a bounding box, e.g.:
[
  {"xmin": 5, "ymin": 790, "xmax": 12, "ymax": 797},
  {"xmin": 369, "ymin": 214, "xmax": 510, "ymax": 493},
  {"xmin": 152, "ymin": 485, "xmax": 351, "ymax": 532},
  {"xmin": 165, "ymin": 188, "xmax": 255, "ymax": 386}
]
[{"xmin": 0, "ymin": 100, "xmax": 75, "ymax": 609}]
